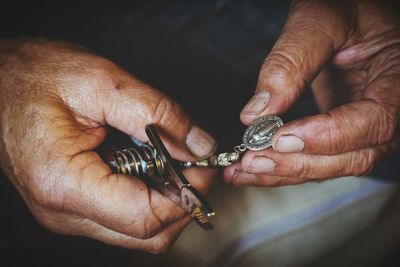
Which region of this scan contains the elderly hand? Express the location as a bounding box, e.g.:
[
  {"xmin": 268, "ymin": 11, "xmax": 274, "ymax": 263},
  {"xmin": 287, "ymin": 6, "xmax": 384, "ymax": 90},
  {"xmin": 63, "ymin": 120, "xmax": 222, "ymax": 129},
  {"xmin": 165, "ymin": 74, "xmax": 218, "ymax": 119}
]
[
  {"xmin": 225, "ymin": 0, "xmax": 400, "ymax": 186},
  {"xmin": 0, "ymin": 38, "xmax": 217, "ymax": 253}
]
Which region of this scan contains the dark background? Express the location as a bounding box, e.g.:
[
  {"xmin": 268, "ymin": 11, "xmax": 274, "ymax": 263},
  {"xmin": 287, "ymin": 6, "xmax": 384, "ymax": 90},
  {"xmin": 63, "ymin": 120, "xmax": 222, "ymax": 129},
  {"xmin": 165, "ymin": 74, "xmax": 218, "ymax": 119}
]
[{"xmin": 0, "ymin": 1, "xmax": 399, "ymax": 266}]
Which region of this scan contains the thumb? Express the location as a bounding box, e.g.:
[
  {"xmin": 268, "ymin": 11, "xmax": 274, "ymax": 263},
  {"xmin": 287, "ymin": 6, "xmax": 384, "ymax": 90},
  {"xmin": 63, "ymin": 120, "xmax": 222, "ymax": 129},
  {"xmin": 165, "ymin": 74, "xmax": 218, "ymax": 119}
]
[
  {"xmin": 102, "ymin": 68, "xmax": 217, "ymax": 161},
  {"xmin": 240, "ymin": 0, "xmax": 354, "ymax": 124}
]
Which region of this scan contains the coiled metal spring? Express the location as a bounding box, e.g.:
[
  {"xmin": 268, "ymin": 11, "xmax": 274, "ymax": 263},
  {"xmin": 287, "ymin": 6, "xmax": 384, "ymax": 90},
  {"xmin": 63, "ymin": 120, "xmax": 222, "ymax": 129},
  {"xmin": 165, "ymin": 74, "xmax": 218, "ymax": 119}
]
[{"xmin": 108, "ymin": 142, "xmax": 169, "ymax": 185}]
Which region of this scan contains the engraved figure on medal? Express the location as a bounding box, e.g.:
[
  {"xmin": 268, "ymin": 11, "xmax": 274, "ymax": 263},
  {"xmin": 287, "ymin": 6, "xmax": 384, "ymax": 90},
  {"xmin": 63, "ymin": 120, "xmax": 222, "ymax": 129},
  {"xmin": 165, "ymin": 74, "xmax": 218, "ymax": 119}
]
[{"xmin": 243, "ymin": 115, "xmax": 284, "ymax": 151}]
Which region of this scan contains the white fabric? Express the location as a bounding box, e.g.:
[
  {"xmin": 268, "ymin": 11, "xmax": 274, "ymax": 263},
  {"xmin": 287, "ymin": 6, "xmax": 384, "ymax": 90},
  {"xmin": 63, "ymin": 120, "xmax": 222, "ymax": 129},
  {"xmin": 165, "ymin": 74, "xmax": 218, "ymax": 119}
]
[{"xmin": 134, "ymin": 176, "xmax": 400, "ymax": 267}]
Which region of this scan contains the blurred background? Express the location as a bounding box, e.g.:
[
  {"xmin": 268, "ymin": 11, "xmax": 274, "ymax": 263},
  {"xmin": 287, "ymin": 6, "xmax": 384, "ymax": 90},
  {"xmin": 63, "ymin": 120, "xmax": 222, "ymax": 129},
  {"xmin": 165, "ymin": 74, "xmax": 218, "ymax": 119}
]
[{"xmin": 1, "ymin": 1, "xmax": 400, "ymax": 266}]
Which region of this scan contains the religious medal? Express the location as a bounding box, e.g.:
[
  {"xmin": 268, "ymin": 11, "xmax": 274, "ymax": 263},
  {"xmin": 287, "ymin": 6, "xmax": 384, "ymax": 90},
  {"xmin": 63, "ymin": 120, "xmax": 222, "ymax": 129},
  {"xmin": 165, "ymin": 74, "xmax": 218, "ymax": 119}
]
[{"xmin": 188, "ymin": 115, "xmax": 283, "ymax": 168}]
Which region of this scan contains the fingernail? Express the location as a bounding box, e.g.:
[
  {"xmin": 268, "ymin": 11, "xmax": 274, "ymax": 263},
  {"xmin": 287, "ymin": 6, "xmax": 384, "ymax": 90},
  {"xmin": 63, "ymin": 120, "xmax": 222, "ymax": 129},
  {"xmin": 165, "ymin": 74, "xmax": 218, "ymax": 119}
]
[
  {"xmin": 249, "ymin": 157, "xmax": 275, "ymax": 173},
  {"xmin": 241, "ymin": 91, "xmax": 270, "ymax": 117},
  {"xmin": 274, "ymin": 135, "xmax": 304, "ymax": 153},
  {"xmin": 233, "ymin": 171, "xmax": 258, "ymax": 186},
  {"xmin": 186, "ymin": 126, "xmax": 217, "ymax": 159}
]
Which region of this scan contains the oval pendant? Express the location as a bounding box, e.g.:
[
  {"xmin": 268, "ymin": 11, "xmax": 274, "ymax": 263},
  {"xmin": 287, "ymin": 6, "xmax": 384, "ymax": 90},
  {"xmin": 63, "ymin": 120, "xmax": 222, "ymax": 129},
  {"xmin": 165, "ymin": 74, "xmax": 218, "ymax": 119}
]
[{"xmin": 242, "ymin": 115, "xmax": 284, "ymax": 151}]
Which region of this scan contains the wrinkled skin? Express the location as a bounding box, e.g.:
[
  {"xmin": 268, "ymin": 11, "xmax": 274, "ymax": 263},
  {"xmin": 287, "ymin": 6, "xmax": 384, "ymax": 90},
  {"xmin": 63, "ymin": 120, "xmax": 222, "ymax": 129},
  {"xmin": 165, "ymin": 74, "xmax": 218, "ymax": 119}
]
[
  {"xmin": 225, "ymin": 0, "xmax": 400, "ymax": 186},
  {"xmin": 0, "ymin": 38, "xmax": 217, "ymax": 253}
]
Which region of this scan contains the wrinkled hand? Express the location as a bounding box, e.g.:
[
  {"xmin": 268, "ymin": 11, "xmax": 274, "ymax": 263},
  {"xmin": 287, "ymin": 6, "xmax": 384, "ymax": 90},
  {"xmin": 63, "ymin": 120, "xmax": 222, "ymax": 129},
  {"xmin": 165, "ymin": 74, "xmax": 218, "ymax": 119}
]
[
  {"xmin": 0, "ymin": 38, "xmax": 217, "ymax": 252},
  {"xmin": 225, "ymin": 0, "xmax": 400, "ymax": 186}
]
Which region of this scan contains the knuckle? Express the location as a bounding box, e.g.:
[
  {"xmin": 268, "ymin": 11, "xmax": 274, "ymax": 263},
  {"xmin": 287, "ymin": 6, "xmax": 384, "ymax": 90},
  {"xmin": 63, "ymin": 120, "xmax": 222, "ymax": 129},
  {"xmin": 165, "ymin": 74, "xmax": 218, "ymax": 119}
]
[
  {"xmin": 152, "ymin": 96, "xmax": 183, "ymax": 126},
  {"xmin": 321, "ymin": 107, "xmax": 366, "ymax": 155},
  {"xmin": 288, "ymin": 156, "xmax": 312, "ymax": 179},
  {"xmin": 365, "ymin": 101, "xmax": 397, "ymax": 146},
  {"xmin": 376, "ymin": 108, "xmax": 397, "ymax": 145},
  {"xmin": 316, "ymin": 112, "xmax": 338, "ymax": 154},
  {"xmin": 150, "ymin": 238, "xmax": 172, "ymax": 254},
  {"xmin": 264, "ymin": 51, "xmax": 305, "ymax": 90},
  {"xmin": 265, "ymin": 51, "xmax": 298, "ymax": 76},
  {"xmin": 138, "ymin": 216, "xmax": 162, "ymax": 239},
  {"xmin": 346, "ymin": 150, "xmax": 378, "ymax": 177},
  {"xmin": 261, "ymin": 51, "xmax": 304, "ymax": 109},
  {"xmin": 29, "ymin": 174, "xmax": 68, "ymax": 210},
  {"xmin": 89, "ymin": 58, "xmax": 120, "ymax": 81},
  {"xmin": 124, "ymin": 210, "xmax": 162, "ymax": 239},
  {"xmin": 80, "ymin": 58, "xmax": 115, "ymax": 83}
]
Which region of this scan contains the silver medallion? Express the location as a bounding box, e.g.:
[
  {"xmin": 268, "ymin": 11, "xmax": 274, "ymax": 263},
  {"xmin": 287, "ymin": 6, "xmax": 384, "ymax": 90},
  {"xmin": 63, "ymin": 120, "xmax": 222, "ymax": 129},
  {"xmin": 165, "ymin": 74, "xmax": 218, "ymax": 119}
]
[
  {"xmin": 182, "ymin": 115, "xmax": 284, "ymax": 168},
  {"xmin": 242, "ymin": 115, "xmax": 283, "ymax": 151}
]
